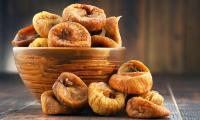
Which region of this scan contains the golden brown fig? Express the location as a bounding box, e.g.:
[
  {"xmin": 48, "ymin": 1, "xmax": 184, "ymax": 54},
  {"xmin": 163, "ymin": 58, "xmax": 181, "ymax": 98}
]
[
  {"xmin": 48, "ymin": 22, "xmax": 91, "ymax": 47},
  {"xmin": 109, "ymin": 72, "xmax": 152, "ymax": 94},
  {"xmin": 118, "ymin": 60, "xmax": 150, "ymax": 74},
  {"xmin": 62, "ymin": 3, "xmax": 106, "ymax": 31},
  {"xmin": 33, "ymin": 11, "xmax": 62, "ymax": 37},
  {"xmin": 90, "ymin": 17, "xmax": 122, "ymax": 48},
  {"xmin": 140, "ymin": 90, "xmax": 164, "ymax": 105},
  {"xmin": 109, "ymin": 60, "xmax": 152, "ymax": 94},
  {"xmin": 11, "ymin": 25, "xmax": 39, "ymax": 47},
  {"xmin": 41, "ymin": 90, "xmax": 72, "ymax": 115},
  {"xmin": 126, "ymin": 97, "xmax": 170, "ymax": 118},
  {"xmin": 29, "ymin": 38, "xmax": 48, "ymax": 47},
  {"xmin": 91, "ymin": 35, "xmax": 120, "ymax": 48},
  {"xmin": 104, "ymin": 16, "xmax": 122, "ymax": 46},
  {"xmin": 52, "ymin": 72, "xmax": 88, "ymax": 109},
  {"xmin": 88, "ymin": 82, "xmax": 125, "ymax": 115}
]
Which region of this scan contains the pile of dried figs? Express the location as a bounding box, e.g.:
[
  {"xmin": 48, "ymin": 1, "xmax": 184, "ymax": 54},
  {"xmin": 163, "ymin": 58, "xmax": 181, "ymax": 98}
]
[
  {"xmin": 12, "ymin": 3, "xmax": 121, "ymax": 48},
  {"xmin": 41, "ymin": 60, "xmax": 170, "ymax": 119},
  {"xmin": 11, "ymin": 3, "xmax": 171, "ymax": 118}
]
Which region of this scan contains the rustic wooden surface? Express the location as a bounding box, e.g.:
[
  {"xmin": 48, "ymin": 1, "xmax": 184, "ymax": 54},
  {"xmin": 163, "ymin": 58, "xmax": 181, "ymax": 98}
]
[{"xmin": 0, "ymin": 73, "xmax": 199, "ymax": 120}]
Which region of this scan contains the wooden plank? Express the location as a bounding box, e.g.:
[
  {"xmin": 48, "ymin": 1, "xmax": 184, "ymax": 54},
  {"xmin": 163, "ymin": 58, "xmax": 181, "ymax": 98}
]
[
  {"xmin": 133, "ymin": 0, "xmax": 146, "ymax": 63},
  {"xmin": 185, "ymin": 0, "xmax": 200, "ymax": 73},
  {"xmin": 120, "ymin": 1, "xmax": 141, "ymax": 61},
  {"xmin": 152, "ymin": 76, "xmax": 183, "ymax": 120},
  {"xmin": 167, "ymin": 75, "xmax": 200, "ymax": 119},
  {"xmin": 0, "ymin": 74, "xmax": 34, "ymax": 118},
  {"xmin": 145, "ymin": 0, "xmax": 187, "ymax": 73},
  {"xmin": 146, "ymin": 0, "xmax": 172, "ymax": 73},
  {"xmin": 169, "ymin": 0, "xmax": 186, "ymax": 73},
  {"xmin": 154, "ymin": 74, "xmax": 200, "ymax": 119}
]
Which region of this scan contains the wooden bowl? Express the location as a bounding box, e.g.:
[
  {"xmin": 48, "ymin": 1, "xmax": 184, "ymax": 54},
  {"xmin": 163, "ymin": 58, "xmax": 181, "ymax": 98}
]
[{"xmin": 13, "ymin": 47, "xmax": 125, "ymax": 101}]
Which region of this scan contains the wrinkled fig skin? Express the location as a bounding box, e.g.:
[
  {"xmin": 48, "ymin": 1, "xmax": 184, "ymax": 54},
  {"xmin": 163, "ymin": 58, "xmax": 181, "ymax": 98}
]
[
  {"xmin": 41, "ymin": 90, "xmax": 72, "ymax": 115},
  {"xmin": 33, "ymin": 11, "xmax": 62, "ymax": 37},
  {"xmin": 62, "ymin": 3, "xmax": 106, "ymax": 32},
  {"xmin": 29, "ymin": 38, "xmax": 48, "ymax": 47},
  {"xmin": 109, "ymin": 60, "xmax": 153, "ymax": 94},
  {"xmin": 91, "ymin": 35, "xmax": 120, "ymax": 48},
  {"xmin": 90, "ymin": 17, "xmax": 122, "ymax": 48},
  {"xmin": 88, "ymin": 82, "xmax": 125, "ymax": 115},
  {"xmin": 126, "ymin": 97, "xmax": 170, "ymax": 119},
  {"xmin": 140, "ymin": 90, "xmax": 164, "ymax": 106},
  {"xmin": 109, "ymin": 72, "xmax": 153, "ymax": 94},
  {"xmin": 48, "ymin": 22, "xmax": 91, "ymax": 47},
  {"xmin": 11, "ymin": 25, "xmax": 39, "ymax": 47},
  {"xmin": 53, "ymin": 72, "xmax": 88, "ymax": 109},
  {"xmin": 118, "ymin": 60, "xmax": 150, "ymax": 74},
  {"xmin": 104, "ymin": 16, "xmax": 122, "ymax": 46}
]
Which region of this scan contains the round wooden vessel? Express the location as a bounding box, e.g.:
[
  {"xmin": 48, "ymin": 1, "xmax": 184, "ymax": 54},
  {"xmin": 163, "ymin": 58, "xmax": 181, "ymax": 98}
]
[{"xmin": 13, "ymin": 47, "xmax": 125, "ymax": 101}]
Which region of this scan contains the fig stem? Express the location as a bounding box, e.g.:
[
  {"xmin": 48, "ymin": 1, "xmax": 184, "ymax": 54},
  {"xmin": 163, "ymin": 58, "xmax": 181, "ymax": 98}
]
[
  {"xmin": 62, "ymin": 78, "xmax": 73, "ymax": 86},
  {"xmin": 103, "ymin": 90, "xmax": 115, "ymax": 99}
]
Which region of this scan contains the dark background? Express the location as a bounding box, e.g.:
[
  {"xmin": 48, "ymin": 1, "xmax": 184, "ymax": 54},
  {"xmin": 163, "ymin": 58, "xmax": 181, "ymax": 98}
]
[{"xmin": 0, "ymin": 0, "xmax": 200, "ymax": 74}]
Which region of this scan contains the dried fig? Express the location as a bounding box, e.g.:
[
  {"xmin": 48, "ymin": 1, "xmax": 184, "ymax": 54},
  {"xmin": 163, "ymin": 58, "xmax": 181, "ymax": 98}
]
[
  {"xmin": 91, "ymin": 35, "xmax": 120, "ymax": 48},
  {"xmin": 41, "ymin": 90, "xmax": 72, "ymax": 115},
  {"xmin": 126, "ymin": 97, "xmax": 170, "ymax": 118},
  {"xmin": 104, "ymin": 16, "xmax": 122, "ymax": 46},
  {"xmin": 11, "ymin": 25, "xmax": 39, "ymax": 47},
  {"xmin": 118, "ymin": 60, "xmax": 150, "ymax": 74},
  {"xmin": 88, "ymin": 82, "xmax": 125, "ymax": 115},
  {"xmin": 90, "ymin": 29, "xmax": 103, "ymax": 36},
  {"xmin": 29, "ymin": 38, "xmax": 48, "ymax": 47},
  {"xmin": 52, "ymin": 72, "xmax": 88, "ymax": 109},
  {"xmin": 62, "ymin": 3, "xmax": 106, "ymax": 31},
  {"xmin": 33, "ymin": 11, "xmax": 62, "ymax": 37},
  {"xmin": 109, "ymin": 60, "xmax": 153, "ymax": 94},
  {"xmin": 140, "ymin": 90, "xmax": 164, "ymax": 105},
  {"xmin": 48, "ymin": 22, "xmax": 91, "ymax": 47},
  {"xmin": 109, "ymin": 72, "xmax": 152, "ymax": 94}
]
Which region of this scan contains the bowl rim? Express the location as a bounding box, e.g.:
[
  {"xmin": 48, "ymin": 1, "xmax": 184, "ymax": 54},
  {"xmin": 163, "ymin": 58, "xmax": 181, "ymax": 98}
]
[{"xmin": 13, "ymin": 47, "xmax": 126, "ymax": 50}]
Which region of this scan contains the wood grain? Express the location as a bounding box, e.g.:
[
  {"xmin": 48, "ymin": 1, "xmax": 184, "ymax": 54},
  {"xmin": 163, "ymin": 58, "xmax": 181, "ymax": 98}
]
[
  {"xmin": 133, "ymin": 0, "xmax": 146, "ymax": 63},
  {"xmin": 146, "ymin": 0, "xmax": 172, "ymax": 72},
  {"xmin": 170, "ymin": 0, "xmax": 186, "ymax": 73},
  {"xmin": 13, "ymin": 47, "xmax": 125, "ymax": 101},
  {"xmin": 141, "ymin": 0, "xmax": 189, "ymax": 73},
  {"xmin": 185, "ymin": 0, "xmax": 200, "ymax": 73}
]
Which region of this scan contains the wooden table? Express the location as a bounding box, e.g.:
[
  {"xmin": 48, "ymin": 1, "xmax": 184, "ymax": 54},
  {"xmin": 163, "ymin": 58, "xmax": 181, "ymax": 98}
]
[{"xmin": 0, "ymin": 73, "xmax": 199, "ymax": 120}]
